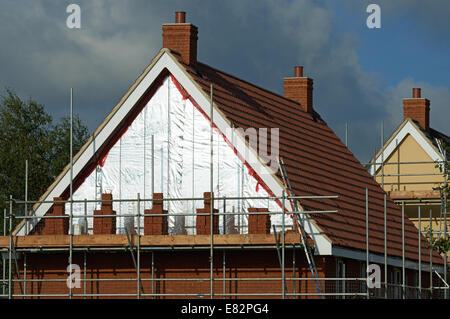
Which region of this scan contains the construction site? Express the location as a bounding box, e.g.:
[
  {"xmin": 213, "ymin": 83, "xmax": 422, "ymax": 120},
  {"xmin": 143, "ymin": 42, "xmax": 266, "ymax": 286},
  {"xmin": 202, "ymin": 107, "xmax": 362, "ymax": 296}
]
[{"xmin": 0, "ymin": 11, "xmax": 448, "ymax": 299}]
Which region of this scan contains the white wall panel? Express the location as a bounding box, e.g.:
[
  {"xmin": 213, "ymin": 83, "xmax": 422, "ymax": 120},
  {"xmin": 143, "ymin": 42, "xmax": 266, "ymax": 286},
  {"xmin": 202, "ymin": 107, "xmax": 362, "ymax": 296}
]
[{"xmin": 66, "ymin": 75, "xmax": 289, "ymax": 234}]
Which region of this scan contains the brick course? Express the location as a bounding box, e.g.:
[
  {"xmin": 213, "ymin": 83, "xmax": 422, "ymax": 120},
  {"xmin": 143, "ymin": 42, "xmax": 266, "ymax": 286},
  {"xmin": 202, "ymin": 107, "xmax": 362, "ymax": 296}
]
[
  {"xmin": 93, "ymin": 193, "xmax": 116, "ymax": 235},
  {"xmin": 36, "ymin": 197, "xmax": 69, "ymax": 235},
  {"xmin": 283, "ymin": 67, "xmax": 314, "ymax": 113},
  {"xmin": 248, "ymin": 208, "xmax": 271, "ymax": 234},
  {"xmin": 196, "ymin": 192, "xmax": 219, "ymax": 235},
  {"xmin": 403, "ymin": 98, "xmax": 430, "ymax": 131},
  {"xmin": 144, "ymin": 193, "xmax": 168, "ymax": 235},
  {"xmin": 13, "ymin": 252, "xmax": 436, "ymax": 299},
  {"xmin": 162, "ymin": 23, "xmax": 198, "ymax": 66}
]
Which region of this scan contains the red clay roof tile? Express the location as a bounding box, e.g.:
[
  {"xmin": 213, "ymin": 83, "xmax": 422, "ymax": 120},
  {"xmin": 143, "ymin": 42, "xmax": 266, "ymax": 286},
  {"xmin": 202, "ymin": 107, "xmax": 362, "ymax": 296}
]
[{"xmin": 175, "ymin": 55, "xmax": 443, "ymax": 265}]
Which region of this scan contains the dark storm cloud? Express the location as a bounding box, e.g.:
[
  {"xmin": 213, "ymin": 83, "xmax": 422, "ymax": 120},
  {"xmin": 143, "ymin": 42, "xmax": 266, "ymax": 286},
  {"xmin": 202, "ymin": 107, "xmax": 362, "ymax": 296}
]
[{"xmin": 0, "ymin": 1, "xmax": 448, "ymax": 163}]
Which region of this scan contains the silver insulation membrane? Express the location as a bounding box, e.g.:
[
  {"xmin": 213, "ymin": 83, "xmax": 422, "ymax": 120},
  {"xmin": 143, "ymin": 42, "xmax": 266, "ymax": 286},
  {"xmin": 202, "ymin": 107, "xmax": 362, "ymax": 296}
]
[{"xmin": 67, "ymin": 75, "xmax": 291, "ymax": 234}]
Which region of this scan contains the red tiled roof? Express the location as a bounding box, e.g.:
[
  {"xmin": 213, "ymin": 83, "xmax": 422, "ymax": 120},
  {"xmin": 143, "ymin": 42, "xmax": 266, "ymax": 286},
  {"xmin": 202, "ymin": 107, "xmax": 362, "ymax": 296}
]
[{"xmin": 175, "ymin": 54, "xmax": 443, "ymax": 265}]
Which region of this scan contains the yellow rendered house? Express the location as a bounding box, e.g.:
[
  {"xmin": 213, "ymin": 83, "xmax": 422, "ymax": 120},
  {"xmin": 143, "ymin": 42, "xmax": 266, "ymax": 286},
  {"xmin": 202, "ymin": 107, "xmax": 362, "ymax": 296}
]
[{"xmin": 370, "ymin": 88, "xmax": 449, "ymax": 238}]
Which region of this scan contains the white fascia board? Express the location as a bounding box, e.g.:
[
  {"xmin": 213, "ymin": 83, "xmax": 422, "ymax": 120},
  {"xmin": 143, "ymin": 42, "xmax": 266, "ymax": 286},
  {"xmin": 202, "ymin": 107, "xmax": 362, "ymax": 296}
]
[
  {"xmin": 332, "ymin": 246, "xmax": 445, "ymax": 273},
  {"xmin": 18, "ymin": 51, "xmax": 332, "ymax": 256},
  {"xmin": 370, "ymin": 121, "xmax": 443, "ymax": 175}
]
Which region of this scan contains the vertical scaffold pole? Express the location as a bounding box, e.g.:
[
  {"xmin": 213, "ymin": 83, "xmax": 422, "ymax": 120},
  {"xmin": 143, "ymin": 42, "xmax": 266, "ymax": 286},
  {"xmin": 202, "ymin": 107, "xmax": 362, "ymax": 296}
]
[
  {"xmin": 282, "ymin": 191, "xmax": 285, "ymax": 299},
  {"xmin": 8, "ymin": 195, "xmax": 12, "ymax": 299},
  {"xmin": 293, "ymin": 244, "xmax": 296, "ymax": 298},
  {"xmin": 83, "ymin": 250, "xmax": 86, "ymax": 300},
  {"xmin": 345, "ymin": 122, "xmax": 348, "ymax": 147},
  {"xmin": 69, "ymin": 88, "xmax": 74, "ymax": 299},
  {"xmin": 23, "ymin": 253, "xmax": 26, "ymax": 299},
  {"xmin": 223, "ymin": 198, "xmax": 226, "ymax": 235},
  {"xmin": 3, "ymin": 208, "xmax": 6, "ymax": 297},
  {"xmin": 24, "ymin": 160, "xmax": 28, "ymax": 234},
  {"xmin": 210, "ymin": 83, "xmax": 214, "ymax": 299},
  {"xmin": 384, "ymin": 194, "xmax": 387, "ymax": 299},
  {"xmin": 366, "ymin": 188, "xmax": 369, "ymax": 299},
  {"xmin": 443, "ymin": 147, "xmax": 448, "ymax": 299},
  {"xmin": 402, "ymin": 201, "xmax": 405, "ymax": 299},
  {"xmin": 137, "ymin": 193, "xmax": 141, "ymax": 299},
  {"xmin": 429, "ymin": 209, "xmax": 433, "ymax": 298},
  {"xmin": 84, "ymin": 199, "xmax": 87, "ymax": 299},
  {"xmin": 381, "ymin": 121, "xmax": 384, "ymax": 190},
  {"xmin": 144, "ymin": 111, "xmax": 146, "ymax": 205},
  {"xmin": 222, "ymin": 250, "xmax": 226, "ymax": 299},
  {"xmin": 152, "ymin": 251, "xmax": 155, "ymax": 299},
  {"xmin": 152, "ymin": 135, "xmax": 155, "ymax": 203},
  {"xmin": 418, "ymin": 205, "xmax": 422, "ymax": 299}
]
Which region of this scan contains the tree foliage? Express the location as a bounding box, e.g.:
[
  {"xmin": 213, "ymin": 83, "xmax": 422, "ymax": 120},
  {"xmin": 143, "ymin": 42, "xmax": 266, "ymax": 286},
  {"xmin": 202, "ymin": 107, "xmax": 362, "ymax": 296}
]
[
  {"xmin": 425, "ymin": 227, "xmax": 450, "ymax": 255},
  {"xmin": 49, "ymin": 116, "xmax": 89, "ymax": 180},
  {"xmin": 429, "ymin": 141, "xmax": 450, "ymax": 255},
  {"xmin": 0, "ymin": 89, "xmax": 89, "ymax": 232}
]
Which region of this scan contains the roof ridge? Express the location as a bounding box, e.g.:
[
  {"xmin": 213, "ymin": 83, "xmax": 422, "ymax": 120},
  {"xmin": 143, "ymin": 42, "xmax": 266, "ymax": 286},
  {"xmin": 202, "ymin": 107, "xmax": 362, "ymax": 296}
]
[{"xmin": 429, "ymin": 127, "xmax": 450, "ymax": 140}]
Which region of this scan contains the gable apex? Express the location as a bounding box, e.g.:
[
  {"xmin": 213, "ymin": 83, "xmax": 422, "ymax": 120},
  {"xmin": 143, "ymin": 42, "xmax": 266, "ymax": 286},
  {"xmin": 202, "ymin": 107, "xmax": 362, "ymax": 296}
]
[
  {"xmin": 370, "ymin": 118, "xmax": 444, "ymax": 175},
  {"xmin": 15, "ymin": 50, "xmax": 331, "ymax": 252}
]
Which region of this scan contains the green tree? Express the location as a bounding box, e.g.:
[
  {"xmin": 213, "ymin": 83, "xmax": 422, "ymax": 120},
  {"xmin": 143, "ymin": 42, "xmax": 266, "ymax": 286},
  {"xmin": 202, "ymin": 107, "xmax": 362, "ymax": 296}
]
[
  {"xmin": 0, "ymin": 89, "xmax": 89, "ymax": 233},
  {"xmin": 49, "ymin": 115, "xmax": 89, "ymax": 180},
  {"xmin": 428, "ymin": 142, "xmax": 450, "ymax": 255},
  {"xmin": 441, "ymin": 142, "xmax": 450, "ymax": 198}
]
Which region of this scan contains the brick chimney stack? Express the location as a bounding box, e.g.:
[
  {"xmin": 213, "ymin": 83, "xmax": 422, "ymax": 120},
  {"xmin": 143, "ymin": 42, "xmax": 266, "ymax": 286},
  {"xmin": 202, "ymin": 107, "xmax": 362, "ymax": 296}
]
[
  {"xmin": 403, "ymin": 88, "xmax": 430, "ymax": 131},
  {"xmin": 162, "ymin": 11, "xmax": 198, "ymax": 66},
  {"xmin": 283, "ymin": 66, "xmax": 314, "ymax": 113}
]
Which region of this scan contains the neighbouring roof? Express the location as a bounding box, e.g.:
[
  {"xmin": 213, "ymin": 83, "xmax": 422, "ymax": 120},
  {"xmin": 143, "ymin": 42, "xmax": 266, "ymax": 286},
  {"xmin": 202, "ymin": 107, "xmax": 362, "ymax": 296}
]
[
  {"xmin": 421, "ymin": 126, "xmax": 450, "ymax": 160},
  {"xmin": 370, "ymin": 118, "xmax": 449, "ymax": 174}
]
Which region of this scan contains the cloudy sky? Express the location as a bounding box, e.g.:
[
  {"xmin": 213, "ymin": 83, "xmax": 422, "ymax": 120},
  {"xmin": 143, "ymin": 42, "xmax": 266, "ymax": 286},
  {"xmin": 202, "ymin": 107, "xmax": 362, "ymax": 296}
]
[{"xmin": 0, "ymin": 0, "xmax": 449, "ymax": 163}]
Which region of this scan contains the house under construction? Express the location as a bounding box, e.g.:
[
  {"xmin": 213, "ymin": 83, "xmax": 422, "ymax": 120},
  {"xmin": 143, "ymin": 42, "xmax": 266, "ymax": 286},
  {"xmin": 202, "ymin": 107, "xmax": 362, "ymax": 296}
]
[
  {"xmin": 0, "ymin": 11, "xmax": 447, "ymax": 299},
  {"xmin": 368, "ymin": 86, "xmax": 450, "ymax": 291}
]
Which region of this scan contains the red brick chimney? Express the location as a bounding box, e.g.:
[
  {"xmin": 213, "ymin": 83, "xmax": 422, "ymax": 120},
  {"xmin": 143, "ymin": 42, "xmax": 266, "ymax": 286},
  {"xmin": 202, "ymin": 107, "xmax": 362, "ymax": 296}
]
[
  {"xmin": 283, "ymin": 66, "xmax": 314, "ymax": 113},
  {"xmin": 403, "ymin": 88, "xmax": 430, "ymax": 131},
  {"xmin": 162, "ymin": 11, "xmax": 198, "ymax": 66}
]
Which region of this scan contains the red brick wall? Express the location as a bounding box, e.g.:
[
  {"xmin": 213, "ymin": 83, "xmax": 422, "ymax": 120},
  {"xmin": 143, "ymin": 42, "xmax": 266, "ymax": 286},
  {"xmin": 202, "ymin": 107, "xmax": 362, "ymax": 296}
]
[
  {"xmin": 248, "ymin": 208, "xmax": 270, "ymax": 235},
  {"xmin": 93, "ymin": 193, "xmax": 116, "ymax": 235},
  {"xmin": 403, "ymin": 98, "xmax": 430, "ymax": 130},
  {"xmin": 32, "ymin": 197, "xmax": 69, "ymax": 235},
  {"xmin": 12, "ymin": 249, "xmax": 334, "ymax": 299},
  {"xmin": 283, "ymin": 77, "xmax": 314, "ymax": 113},
  {"xmin": 144, "ymin": 193, "xmax": 168, "ymax": 235},
  {"xmin": 162, "ymin": 23, "xmax": 198, "ymax": 66},
  {"xmin": 12, "ymin": 251, "xmax": 439, "ymax": 299},
  {"xmin": 196, "ymin": 192, "xmax": 219, "ymax": 235}
]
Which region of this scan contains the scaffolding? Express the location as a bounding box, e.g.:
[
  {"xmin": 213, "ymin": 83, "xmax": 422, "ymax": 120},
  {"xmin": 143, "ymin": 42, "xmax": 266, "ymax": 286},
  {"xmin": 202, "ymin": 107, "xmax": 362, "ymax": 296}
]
[
  {"xmin": 0, "ymin": 94, "xmax": 448, "ymax": 300},
  {"xmin": 364, "ymin": 122, "xmax": 449, "ymax": 299},
  {"xmin": 0, "ymin": 188, "xmax": 448, "ymax": 299}
]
